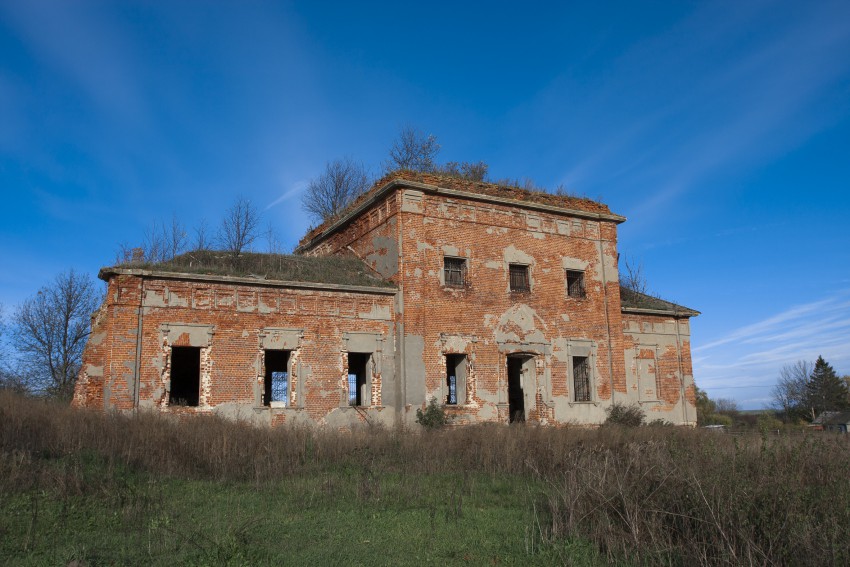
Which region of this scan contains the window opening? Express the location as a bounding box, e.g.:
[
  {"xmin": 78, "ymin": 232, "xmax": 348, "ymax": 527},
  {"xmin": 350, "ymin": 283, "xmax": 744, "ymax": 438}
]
[
  {"xmin": 507, "ymin": 356, "xmax": 526, "ymax": 422},
  {"xmin": 264, "ymin": 350, "xmax": 291, "ymax": 406},
  {"xmin": 347, "ymin": 352, "xmax": 371, "ymax": 406},
  {"xmin": 444, "ymin": 257, "xmax": 467, "ymax": 287},
  {"xmin": 445, "ymin": 354, "xmax": 466, "ymax": 405},
  {"xmin": 566, "ymin": 270, "xmax": 586, "ymax": 298},
  {"xmin": 509, "ymin": 264, "xmax": 530, "ymax": 292},
  {"xmin": 573, "ymin": 356, "xmax": 591, "ymax": 402},
  {"xmin": 169, "ymin": 346, "xmax": 201, "ymax": 406}
]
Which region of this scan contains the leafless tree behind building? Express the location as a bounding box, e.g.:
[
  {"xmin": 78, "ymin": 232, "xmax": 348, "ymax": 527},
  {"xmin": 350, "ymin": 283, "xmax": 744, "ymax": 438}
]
[
  {"xmin": 302, "ymin": 158, "xmax": 371, "ymax": 223},
  {"xmin": 619, "ymin": 256, "xmax": 649, "ymax": 295},
  {"xmin": 12, "ymin": 270, "xmax": 101, "ymax": 398},
  {"xmin": 219, "ymin": 196, "xmax": 262, "ymax": 257},
  {"xmin": 385, "ymin": 125, "xmax": 440, "ymax": 173}
]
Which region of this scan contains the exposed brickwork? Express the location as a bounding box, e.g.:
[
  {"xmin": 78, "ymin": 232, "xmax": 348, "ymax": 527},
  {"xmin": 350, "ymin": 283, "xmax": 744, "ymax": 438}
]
[{"xmin": 75, "ymin": 174, "xmax": 698, "ymax": 427}]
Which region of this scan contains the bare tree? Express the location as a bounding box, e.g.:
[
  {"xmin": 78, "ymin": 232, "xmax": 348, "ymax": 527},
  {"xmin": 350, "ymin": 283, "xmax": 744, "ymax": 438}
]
[
  {"xmin": 219, "ymin": 196, "xmax": 262, "ymax": 257},
  {"xmin": 385, "ymin": 125, "xmax": 440, "ymax": 172},
  {"xmin": 770, "ymin": 360, "xmax": 810, "ymax": 421},
  {"xmin": 116, "ymin": 215, "xmax": 188, "ymax": 265},
  {"xmin": 439, "ymin": 161, "xmax": 489, "ymax": 181},
  {"xmin": 142, "ymin": 220, "xmax": 167, "ymax": 263},
  {"xmin": 12, "ymin": 270, "xmax": 101, "ymax": 398},
  {"xmin": 302, "ymin": 158, "xmax": 371, "ymax": 223},
  {"xmin": 264, "ymin": 221, "xmax": 285, "ymax": 255},
  {"xmin": 714, "ymin": 398, "xmax": 739, "ymax": 415},
  {"xmin": 194, "ymin": 217, "xmax": 211, "ymax": 251},
  {"xmin": 165, "ymin": 215, "xmax": 188, "ymax": 260},
  {"xmin": 0, "ymin": 302, "xmax": 26, "ymax": 393},
  {"xmin": 619, "ymin": 256, "xmax": 649, "ymax": 295}
]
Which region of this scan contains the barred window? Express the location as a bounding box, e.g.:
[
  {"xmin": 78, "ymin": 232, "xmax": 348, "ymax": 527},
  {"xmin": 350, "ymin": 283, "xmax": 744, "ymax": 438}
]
[
  {"xmin": 566, "ymin": 270, "xmax": 586, "ymax": 298},
  {"xmin": 573, "ymin": 356, "xmax": 591, "ymax": 402},
  {"xmin": 509, "ymin": 264, "xmax": 530, "ymax": 292},
  {"xmin": 444, "ymin": 257, "xmax": 467, "ymax": 287}
]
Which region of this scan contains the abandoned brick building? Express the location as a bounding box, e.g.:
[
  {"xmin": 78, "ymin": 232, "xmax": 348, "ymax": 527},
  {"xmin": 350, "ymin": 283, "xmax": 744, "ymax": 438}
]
[{"xmin": 73, "ymin": 171, "xmax": 699, "ymax": 427}]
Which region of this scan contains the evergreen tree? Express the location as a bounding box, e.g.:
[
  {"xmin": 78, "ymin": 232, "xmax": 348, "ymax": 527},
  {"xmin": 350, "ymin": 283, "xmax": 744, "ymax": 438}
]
[{"xmin": 803, "ymin": 356, "xmax": 850, "ymax": 419}]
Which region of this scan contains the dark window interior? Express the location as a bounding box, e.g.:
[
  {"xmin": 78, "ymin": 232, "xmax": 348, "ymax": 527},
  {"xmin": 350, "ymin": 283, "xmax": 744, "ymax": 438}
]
[
  {"xmin": 566, "ymin": 270, "xmax": 586, "ymax": 298},
  {"xmin": 169, "ymin": 346, "xmax": 200, "ymax": 407},
  {"xmin": 573, "ymin": 356, "xmax": 591, "ymax": 402},
  {"xmin": 264, "ymin": 350, "xmax": 291, "ymax": 406},
  {"xmin": 347, "ymin": 353, "xmax": 370, "ymax": 406},
  {"xmin": 509, "ymin": 264, "xmax": 530, "ymax": 292},
  {"xmin": 507, "ymin": 356, "xmax": 525, "ymax": 422},
  {"xmin": 444, "ymin": 257, "xmax": 467, "ymax": 287},
  {"xmin": 445, "ymin": 354, "xmax": 465, "ymax": 405}
]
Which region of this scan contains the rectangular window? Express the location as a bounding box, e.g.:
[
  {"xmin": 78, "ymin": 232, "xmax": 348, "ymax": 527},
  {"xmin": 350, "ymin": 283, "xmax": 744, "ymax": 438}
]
[
  {"xmin": 445, "ymin": 354, "xmax": 467, "ymax": 405},
  {"xmin": 264, "ymin": 350, "xmax": 291, "ymax": 406},
  {"xmin": 509, "ymin": 264, "xmax": 530, "ymax": 292},
  {"xmin": 169, "ymin": 346, "xmax": 201, "ymax": 406},
  {"xmin": 444, "ymin": 257, "xmax": 467, "ymax": 287},
  {"xmin": 566, "ymin": 270, "xmax": 586, "ymax": 298},
  {"xmin": 347, "ymin": 352, "xmax": 371, "ymax": 407},
  {"xmin": 573, "ymin": 356, "xmax": 591, "ymax": 402}
]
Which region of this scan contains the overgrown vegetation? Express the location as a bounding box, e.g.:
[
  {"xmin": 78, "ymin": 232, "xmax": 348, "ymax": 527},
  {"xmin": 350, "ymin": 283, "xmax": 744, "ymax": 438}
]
[
  {"xmin": 415, "ymin": 397, "xmax": 450, "ymax": 429},
  {"xmin": 2, "ymin": 391, "xmax": 849, "ymax": 565},
  {"xmin": 113, "ymin": 249, "xmax": 394, "ymax": 288},
  {"xmin": 604, "ymin": 402, "xmax": 645, "ymax": 427}
]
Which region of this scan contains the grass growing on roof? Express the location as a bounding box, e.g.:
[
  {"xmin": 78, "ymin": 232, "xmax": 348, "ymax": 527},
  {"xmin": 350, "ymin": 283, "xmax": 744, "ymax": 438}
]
[{"xmin": 111, "ymin": 249, "xmax": 395, "ymax": 288}]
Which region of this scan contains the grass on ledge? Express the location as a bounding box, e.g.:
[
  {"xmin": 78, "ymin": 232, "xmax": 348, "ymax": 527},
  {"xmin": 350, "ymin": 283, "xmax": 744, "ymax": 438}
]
[{"xmin": 111, "ymin": 250, "xmax": 395, "ymax": 288}]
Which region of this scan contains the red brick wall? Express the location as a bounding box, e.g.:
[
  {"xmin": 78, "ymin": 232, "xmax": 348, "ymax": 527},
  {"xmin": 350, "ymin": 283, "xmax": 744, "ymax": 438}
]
[
  {"xmin": 622, "ymin": 312, "xmax": 696, "ymax": 425},
  {"xmin": 301, "ymin": 183, "xmax": 632, "ymax": 425},
  {"xmin": 73, "ymin": 273, "xmax": 397, "ymax": 427}
]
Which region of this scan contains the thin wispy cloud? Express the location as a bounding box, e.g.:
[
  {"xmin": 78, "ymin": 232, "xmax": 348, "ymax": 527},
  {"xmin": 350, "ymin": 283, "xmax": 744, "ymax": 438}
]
[
  {"xmin": 694, "ymin": 290, "xmax": 850, "ymax": 406},
  {"xmin": 265, "ymin": 181, "xmax": 308, "ymax": 211},
  {"xmin": 1, "ymin": 1, "xmax": 147, "ymax": 124},
  {"xmin": 542, "ymin": 1, "xmax": 850, "ymax": 223}
]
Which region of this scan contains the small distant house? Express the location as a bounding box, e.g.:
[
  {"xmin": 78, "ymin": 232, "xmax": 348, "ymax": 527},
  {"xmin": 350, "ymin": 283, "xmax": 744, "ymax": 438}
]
[
  {"xmin": 72, "ymin": 171, "xmax": 700, "ymax": 428},
  {"xmin": 811, "ymin": 411, "xmax": 850, "ymax": 433}
]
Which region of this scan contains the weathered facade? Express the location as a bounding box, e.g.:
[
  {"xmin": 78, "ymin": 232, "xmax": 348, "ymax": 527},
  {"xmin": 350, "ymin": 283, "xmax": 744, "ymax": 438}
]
[{"xmin": 74, "ymin": 172, "xmax": 699, "ymax": 427}]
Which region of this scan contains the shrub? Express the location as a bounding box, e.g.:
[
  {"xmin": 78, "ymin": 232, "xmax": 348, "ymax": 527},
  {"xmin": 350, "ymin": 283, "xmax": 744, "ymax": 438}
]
[
  {"xmin": 604, "ymin": 402, "xmax": 644, "ymax": 427},
  {"xmin": 757, "ymin": 413, "xmax": 784, "ymax": 433},
  {"xmin": 415, "ymin": 397, "xmax": 448, "ymax": 430}
]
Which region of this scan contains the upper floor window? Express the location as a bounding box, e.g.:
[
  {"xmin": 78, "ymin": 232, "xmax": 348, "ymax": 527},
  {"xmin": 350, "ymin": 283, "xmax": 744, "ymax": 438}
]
[
  {"xmin": 509, "ymin": 264, "xmax": 530, "ymax": 292},
  {"xmin": 444, "ymin": 257, "xmax": 467, "ymax": 288},
  {"xmin": 566, "ymin": 270, "xmax": 586, "ymax": 298}
]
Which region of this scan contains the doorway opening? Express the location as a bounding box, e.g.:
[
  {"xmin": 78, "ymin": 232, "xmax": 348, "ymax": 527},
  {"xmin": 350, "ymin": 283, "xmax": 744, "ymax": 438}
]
[
  {"xmin": 347, "ymin": 352, "xmax": 371, "ymax": 406},
  {"xmin": 169, "ymin": 346, "xmax": 201, "ymax": 406},
  {"xmin": 507, "ymin": 355, "xmax": 530, "ymax": 423}
]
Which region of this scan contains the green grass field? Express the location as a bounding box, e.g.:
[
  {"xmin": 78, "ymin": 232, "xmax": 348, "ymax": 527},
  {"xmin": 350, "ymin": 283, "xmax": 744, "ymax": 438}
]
[
  {"xmin": 1, "ymin": 457, "xmax": 603, "ymax": 566},
  {"xmin": 2, "ymin": 391, "xmax": 849, "ymax": 566}
]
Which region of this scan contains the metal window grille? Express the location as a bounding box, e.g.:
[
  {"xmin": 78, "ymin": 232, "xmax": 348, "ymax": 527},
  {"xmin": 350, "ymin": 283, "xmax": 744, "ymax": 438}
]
[
  {"xmin": 509, "ymin": 264, "xmax": 530, "ymax": 292},
  {"xmin": 447, "ymin": 374, "xmax": 457, "ymax": 405},
  {"xmin": 271, "ymin": 371, "xmax": 289, "ymax": 405},
  {"xmin": 573, "ymin": 356, "xmax": 591, "ymax": 402},
  {"xmin": 566, "ymin": 270, "xmax": 586, "ymax": 298},
  {"xmin": 444, "ymin": 257, "xmax": 466, "ymax": 287}
]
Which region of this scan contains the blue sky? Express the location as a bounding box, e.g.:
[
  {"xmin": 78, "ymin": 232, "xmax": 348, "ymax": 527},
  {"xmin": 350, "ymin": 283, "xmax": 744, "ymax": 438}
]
[{"xmin": 1, "ymin": 0, "xmax": 849, "ymax": 407}]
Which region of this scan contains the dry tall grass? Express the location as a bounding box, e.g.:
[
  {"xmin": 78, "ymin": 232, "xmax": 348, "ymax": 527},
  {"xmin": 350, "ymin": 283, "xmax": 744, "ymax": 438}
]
[{"xmin": 2, "ymin": 391, "xmax": 848, "ymax": 565}]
